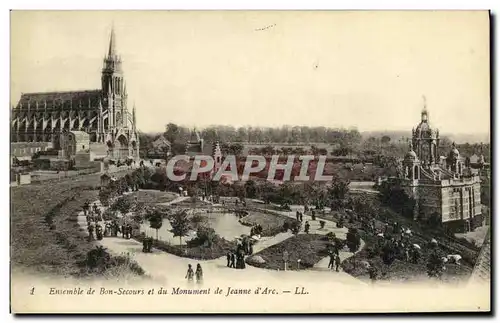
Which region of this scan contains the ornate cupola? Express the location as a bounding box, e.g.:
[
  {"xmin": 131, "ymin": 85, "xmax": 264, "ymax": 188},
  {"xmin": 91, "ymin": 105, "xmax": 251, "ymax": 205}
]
[{"xmin": 412, "ymin": 96, "xmax": 440, "ymax": 167}]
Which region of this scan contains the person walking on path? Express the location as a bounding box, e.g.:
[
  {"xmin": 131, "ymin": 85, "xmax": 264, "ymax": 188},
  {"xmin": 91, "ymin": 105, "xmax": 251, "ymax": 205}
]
[
  {"xmin": 304, "ymin": 221, "xmax": 310, "ymax": 234},
  {"xmin": 83, "ymin": 201, "xmax": 90, "ymax": 216},
  {"xmin": 328, "ymin": 251, "xmax": 335, "ymax": 270},
  {"xmin": 96, "ymin": 224, "xmax": 103, "ymax": 241},
  {"xmin": 226, "ymin": 252, "xmax": 231, "ymax": 267},
  {"xmin": 195, "ymin": 264, "xmax": 203, "ymax": 284},
  {"xmin": 185, "ymin": 264, "xmax": 194, "ymax": 282},
  {"xmin": 230, "ymin": 252, "xmax": 236, "ymax": 268},
  {"xmin": 87, "ymin": 222, "xmax": 95, "ymax": 242},
  {"xmin": 335, "ymin": 254, "xmax": 341, "ymax": 272}
]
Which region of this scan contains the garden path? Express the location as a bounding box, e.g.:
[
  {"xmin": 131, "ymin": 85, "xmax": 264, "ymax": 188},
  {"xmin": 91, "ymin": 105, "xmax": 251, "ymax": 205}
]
[{"xmin": 77, "ymin": 191, "xmax": 366, "ymax": 286}]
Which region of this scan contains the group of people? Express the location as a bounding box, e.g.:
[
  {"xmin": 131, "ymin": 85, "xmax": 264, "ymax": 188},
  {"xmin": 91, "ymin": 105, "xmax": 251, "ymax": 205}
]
[
  {"xmin": 84, "ymin": 200, "xmax": 134, "ymax": 242},
  {"xmin": 372, "ymin": 221, "xmax": 422, "ymax": 264},
  {"xmin": 226, "ymin": 249, "xmax": 246, "ymax": 269},
  {"xmin": 295, "ymin": 210, "xmax": 304, "ymax": 222},
  {"xmin": 185, "ymin": 264, "xmax": 204, "ymax": 283},
  {"xmin": 294, "ymin": 211, "xmax": 314, "ymax": 234},
  {"xmin": 87, "ymin": 222, "xmax": 103, "ymax": 241},
  {"xmin": 327, "ymin": 249, "xmax": 342, "ymax": 272}
]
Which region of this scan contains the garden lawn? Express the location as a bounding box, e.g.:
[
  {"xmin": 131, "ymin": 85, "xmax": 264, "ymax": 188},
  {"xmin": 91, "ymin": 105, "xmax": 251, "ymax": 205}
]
[
  {"xmin": 134, "ymin": 234, "xmax": 236, "ymax": 260},
  {"xmin": 124, "ymin": 190, "xmax": 177, "ymax": 205},
  {"xmin": 173, "ymin": 198, "xmax": 212, "ymax": 208},
  {"xmin": 246, "ymin": 234, "xmax": 329, "ymax": 270},
  {"xmin": 239, "ymin": 210, "xmax": 300, "ymax": 237}
]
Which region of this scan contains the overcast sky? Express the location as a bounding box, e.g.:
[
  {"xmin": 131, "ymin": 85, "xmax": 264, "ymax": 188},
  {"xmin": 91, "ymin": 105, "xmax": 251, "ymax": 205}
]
[{"xmin": 11, "ymin": 11, "xmax": 490, "ymax": 134}]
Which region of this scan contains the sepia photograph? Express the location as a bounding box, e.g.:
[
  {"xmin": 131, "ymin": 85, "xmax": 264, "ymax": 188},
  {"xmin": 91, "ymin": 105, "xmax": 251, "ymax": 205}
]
[{"xmin": 9, "ymin": 10, "xmax": 491, "ymax": 314}]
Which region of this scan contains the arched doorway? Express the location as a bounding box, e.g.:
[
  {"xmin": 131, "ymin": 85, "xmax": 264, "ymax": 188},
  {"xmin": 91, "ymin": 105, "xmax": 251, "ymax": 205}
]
[{"xmin": 115, "ymin": 134, "xmax": 129, "ymax": 159}]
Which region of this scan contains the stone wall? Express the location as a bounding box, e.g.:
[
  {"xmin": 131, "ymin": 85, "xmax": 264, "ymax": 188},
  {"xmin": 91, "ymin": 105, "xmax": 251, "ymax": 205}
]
[{"xmin": 11, "ymin": 142, "xmax": 53, "ymax": 157}]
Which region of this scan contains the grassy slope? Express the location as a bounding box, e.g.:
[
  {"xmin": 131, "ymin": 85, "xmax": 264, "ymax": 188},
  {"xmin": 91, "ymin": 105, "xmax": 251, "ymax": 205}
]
[
  {"xmin": 325, "ymin": 193, "xmax": 475, "ymax": 282},
  {"xmin": 10, "ymin": 171, "xmax": 140, "ymax": 277}
]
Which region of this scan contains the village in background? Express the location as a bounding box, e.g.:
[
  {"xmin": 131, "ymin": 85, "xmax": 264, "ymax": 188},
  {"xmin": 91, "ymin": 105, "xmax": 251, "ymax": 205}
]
[{"xmin": 10, "ymin": 27, "xmax": 491, "ymax": 291}]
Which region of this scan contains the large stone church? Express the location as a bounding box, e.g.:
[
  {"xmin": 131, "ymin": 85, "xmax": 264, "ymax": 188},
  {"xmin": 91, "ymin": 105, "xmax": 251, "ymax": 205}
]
[
  {"xmin": 397, "ymin": 103, "xmax": 482, "ymax": 233},
  {"xmin": 10, "ymin": 28, "xmax": 139, "ymax": 159}
]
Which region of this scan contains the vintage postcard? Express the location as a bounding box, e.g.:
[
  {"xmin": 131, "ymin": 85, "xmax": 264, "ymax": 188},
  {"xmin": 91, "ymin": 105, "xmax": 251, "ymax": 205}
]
[{"xmin": 10, "ymin": 10, "xmax": 491, "ymax": 314}]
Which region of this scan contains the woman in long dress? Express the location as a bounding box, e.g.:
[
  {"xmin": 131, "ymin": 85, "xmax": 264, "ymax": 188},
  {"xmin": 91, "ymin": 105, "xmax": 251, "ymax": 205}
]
[
  {"xmin": 195, "ymin": 264, "xmax": 203, "ymax": 284},
  {"xmin": 185, "ymin": 264, "xmax": 194, "ymax": 283}
]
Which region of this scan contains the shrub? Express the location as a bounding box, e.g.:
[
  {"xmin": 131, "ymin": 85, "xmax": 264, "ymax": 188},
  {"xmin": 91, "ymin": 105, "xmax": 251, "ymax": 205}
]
[
  {"xmin": 84, "ymin": 246, "xmax": 112, "ymax": 271},
  {"xmin": 291, "ymin": 222, "xmax": 301, "ymax": 235},
  {"xmin": 381, "ymin": 241, "xmax": 398, "ymax": 265},
  {"xmin": 190, "ymin": 226, "xmax": 217, "ymax": 247},
  {"xmin": 426, "ymin": 249, "xmax": 445, "ymax": 278},
  {"xmin": 325, "ymin": 231, "xmax": 336, "ymax": 241},
  {"xmin": 319, "ymin": 220, "xmax": 326, "ymax": 229},
  {"xmin": 81, "ymin": 246, "xmax": 145, "ymax": 276}
]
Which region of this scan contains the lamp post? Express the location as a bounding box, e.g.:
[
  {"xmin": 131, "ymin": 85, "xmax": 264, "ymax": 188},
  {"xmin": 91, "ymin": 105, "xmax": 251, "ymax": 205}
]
[{"xmin": 283, "ymin": 250, "xmax": 289, "ymax": 271}]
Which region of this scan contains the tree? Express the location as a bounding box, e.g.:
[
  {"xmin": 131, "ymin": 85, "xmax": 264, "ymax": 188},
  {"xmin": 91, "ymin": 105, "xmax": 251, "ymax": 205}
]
[
  {"xmin": 164, "ymin": 123, "xmax": 180, "ymax": 144},
  {"xmin": 131, "ymin": 202, "xmax": 147, "ymax": 224},
  {"xmin": 110, "ymin": 196, "xmax": 133, "ymax": 217},
  {"xmin": 145, "ymin": 208, "xmax": 164, "ymax": 241},
  {"xmin": 346, "ymin": 228, "xmax": 361, "ymax": 253},
  {"xmin": 329, "ymin": 179, "xmax": 350, "ymax": 201},
  {"xmin": 228, "ymin": 143, "xmax": 244, "ymax": 156},
  {"xmin": 98, "ymin": 187, "xmax": 114, "ymax": 207},
  {"xmin": 381, "ymin": 135, "xmax": 391, "ymax": 145},
  {"xmin": 170, "ymin": 210, "xmax": 191, "ymax": 247},
  {"xmin": 244, "ymin": 180, "xmax": 257, "ymax": 198},
  {"xmin": 171, "ymin": 142, "xmax": 187, "ymax": 156}
]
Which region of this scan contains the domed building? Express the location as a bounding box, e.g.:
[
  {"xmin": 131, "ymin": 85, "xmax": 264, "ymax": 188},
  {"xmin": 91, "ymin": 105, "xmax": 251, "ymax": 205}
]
[{"xmin": 398, "ymin": 103, "xmax": 482, "ymax": 233}]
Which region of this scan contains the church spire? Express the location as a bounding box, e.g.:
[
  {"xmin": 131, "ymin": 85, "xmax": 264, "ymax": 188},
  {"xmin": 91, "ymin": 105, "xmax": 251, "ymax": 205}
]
[
  {"xmin": 108, "ymin": 25, "xmax": 116, "ymax": 58},
  {"xmin": 132, "ymin": 102, "xmax": 136, "ymax": 131}
]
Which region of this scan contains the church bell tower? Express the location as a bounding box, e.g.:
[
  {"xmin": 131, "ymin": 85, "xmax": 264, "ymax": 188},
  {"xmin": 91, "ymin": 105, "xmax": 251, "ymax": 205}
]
[{"xmin": 101, "ymin": 26, "xmax": 127, "ymax": 131}]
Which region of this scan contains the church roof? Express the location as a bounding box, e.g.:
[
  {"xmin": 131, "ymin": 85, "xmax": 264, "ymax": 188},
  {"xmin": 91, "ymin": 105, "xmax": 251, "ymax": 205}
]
[
  {"xmin": 17, "ymin": 90, "xmax": 102, "ymax": 107},
  {"xmin": 152, "ymin": 135, "xmax": 171, "ymax": 148}
]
